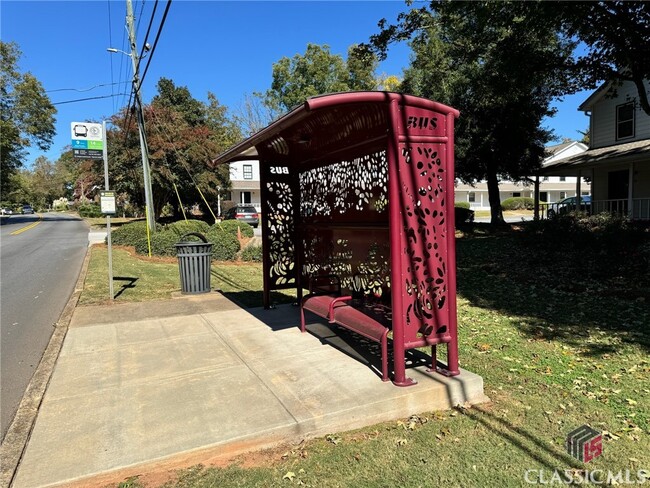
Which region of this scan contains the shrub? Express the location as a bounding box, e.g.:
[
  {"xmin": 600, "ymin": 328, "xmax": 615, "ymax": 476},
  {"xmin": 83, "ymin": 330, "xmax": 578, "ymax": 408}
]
[
  {"xmin": 214, "ymin": 220, "xmax": 254, "ymax": 238},
  {"xmin": 164, "ymin": 219, "xmax": 211, "ymax": 238},
  {"xmin": 240, "ymin": 245, "xmax": 263, "ymax": 262},
  {"xmin": 501, "ymin": 197, "xmax": 535, "ymax": 211},
  {"xmin": 78, "ymin": 204, "xmax": 102, "ymax": 218},
  {"xmin": 110, "ymin": 220, "xmax": 161, "ymax": 246},
  {"xmin": 206, "ymin": 228, "xmax": 240, "ymax": 261},
  {"xmin": 134, "ymin": 229, "xmax": 179, "ymax": 256},
  {"xmin": 521, "ymin": 213, "xmax": 649, "ymax": 285},
  {"xmin": 455, "ymin": 206, "xmax": 475, "ymax": 224},
  {"xmin": 455, "ymin": 201, "xmax": 470, "ymax": 209}
]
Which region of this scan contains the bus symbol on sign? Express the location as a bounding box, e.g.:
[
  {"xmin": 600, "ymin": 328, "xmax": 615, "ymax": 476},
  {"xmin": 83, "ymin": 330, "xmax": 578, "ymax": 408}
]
[
  {"xmin": 71, "ymin": 122, "xmax": 102, "ymax": 141},
  {"xmin": 73, "ymin": 124, "xmax": 88, "ymax": 137}
]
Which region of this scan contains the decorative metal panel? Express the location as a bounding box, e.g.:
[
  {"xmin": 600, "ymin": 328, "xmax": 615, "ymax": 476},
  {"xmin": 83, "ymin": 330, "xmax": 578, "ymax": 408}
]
[
  {"xmin": 263, "ymin": 166, "xmax": 296, "ymax": 288},
  {"xmin": 300, "ymin": 150, "xmax": 388, "ymax": 221},
  {"xmin": 398, "ymin": 142, "xmax": 451, "ymax": 342},
  {"xmin": 299, "ymin": 150, "xmax": 391, "ymax": 296}
]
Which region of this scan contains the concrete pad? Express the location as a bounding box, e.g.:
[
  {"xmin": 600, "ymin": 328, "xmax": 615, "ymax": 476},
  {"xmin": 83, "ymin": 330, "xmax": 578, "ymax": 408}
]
[{"xmin": 13, "ymin": 301, "xmax": 487, "ymax": 488}]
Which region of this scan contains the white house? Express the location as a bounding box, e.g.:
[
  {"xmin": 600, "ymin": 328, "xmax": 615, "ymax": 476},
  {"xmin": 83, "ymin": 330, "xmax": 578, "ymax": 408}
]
[
  {"xmin": 454, "ymin": 140, "xmax": 589, "ymax": 210},
  {"xmin": 226, "ymin": 160, "xmax": 262, "ymax": 213},
  {"xmin": 540, "ymin": 79, "xmax": 650, "ymax": 219}
]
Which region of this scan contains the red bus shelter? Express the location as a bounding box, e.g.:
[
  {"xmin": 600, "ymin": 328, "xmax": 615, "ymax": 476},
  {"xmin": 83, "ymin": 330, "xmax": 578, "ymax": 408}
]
[{"xmin": 213, "ymin": 92, "xmax": 460, "ymax": 387}]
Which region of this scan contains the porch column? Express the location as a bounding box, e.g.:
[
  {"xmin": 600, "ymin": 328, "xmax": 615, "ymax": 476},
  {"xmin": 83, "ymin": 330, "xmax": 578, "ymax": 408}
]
[
  {"xmin": 628, "ymin": 162, "xmax": 634, "ymax": 218},
  {"xmin": 576, "ymin": 171, "xmax": 582, "ymax": 213},
  {"xmin": 534, "ymin": 176, "xmax": 540, "ymax": 220}
]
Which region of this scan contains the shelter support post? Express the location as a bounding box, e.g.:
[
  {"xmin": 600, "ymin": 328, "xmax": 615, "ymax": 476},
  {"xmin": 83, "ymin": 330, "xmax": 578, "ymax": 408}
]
[
  {"xmin": 443, "ymin": 112, "xmax": 460, "ymax": 376},
  {"xmin": 387, "ymin": 99, "xmax": 414, "ymax": 387}
]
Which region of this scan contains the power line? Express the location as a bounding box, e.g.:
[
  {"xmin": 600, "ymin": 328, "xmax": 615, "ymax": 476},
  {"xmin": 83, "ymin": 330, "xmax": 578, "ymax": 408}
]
[
  {"xmin": 53, "ymin": 93, "xmax": 129, "ymax": 106},
  {"xmin": 123, "ymin": 0, "xmax": 166, "ymax": 143},
  {"xmin": 139, "ymin": 0, "xmax": 172, "ymax": 89},
  {"xmin": 117, "ymin": 4, "xmax": 132, "ymax": 116},
  {"xmin": 46, "ymin": 81, "xmax": 129, "ymax": 93},
  {"xmin": 136, "ymin": 0, "xmax": 146, "ymax": 34},
  {"xmin": 137, "ymin": 0, "xmax": 159, "ymax": 74},
  {"xmin": 108, "ymin": 0, "xmax": 116, "ymax": 113}
]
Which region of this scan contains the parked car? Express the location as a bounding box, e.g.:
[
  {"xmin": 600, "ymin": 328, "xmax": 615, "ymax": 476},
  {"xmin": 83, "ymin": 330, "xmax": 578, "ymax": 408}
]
[
  {"xmin": 547, "ymin": 195, "xmax": 591, "ymax": 219},
  {"xmin": 223, "ymin": 205, "xmax": 259, "ymax": 228},
  {"xmin": 1, "ymin": 207, "xmax": 13, "ymax": 215},
  {"xmin": 21, "ymin": 204, "xmax": 35, "ymax": 214}
]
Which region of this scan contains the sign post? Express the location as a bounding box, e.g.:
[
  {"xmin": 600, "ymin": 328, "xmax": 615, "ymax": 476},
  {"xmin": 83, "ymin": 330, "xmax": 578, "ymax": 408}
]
[{"xmin": 72, "ymin": 121, "xmax": 114, "ymax": 300}]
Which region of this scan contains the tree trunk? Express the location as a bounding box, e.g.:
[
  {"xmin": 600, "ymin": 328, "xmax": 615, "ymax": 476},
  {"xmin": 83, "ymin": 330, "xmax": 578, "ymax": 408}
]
[{"xmin": 486, "ymin": 166, "xmax": 505, "ymax": 225}]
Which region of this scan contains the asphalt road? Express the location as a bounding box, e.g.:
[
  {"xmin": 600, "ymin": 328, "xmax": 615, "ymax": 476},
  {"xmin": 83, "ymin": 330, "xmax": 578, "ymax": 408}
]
[{"xmin": 0, "ymin": 213, "xmax": 88, "ymax": 441}]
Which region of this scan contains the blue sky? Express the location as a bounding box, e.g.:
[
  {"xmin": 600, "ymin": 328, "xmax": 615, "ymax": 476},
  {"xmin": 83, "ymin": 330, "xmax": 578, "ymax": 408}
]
[{"xmin": 2, "ymin": 0, "xmax": 592, "ymax": 167}]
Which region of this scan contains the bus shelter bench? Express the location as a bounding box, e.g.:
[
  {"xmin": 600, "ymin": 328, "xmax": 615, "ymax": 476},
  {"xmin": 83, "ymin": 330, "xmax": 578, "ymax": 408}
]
[{"xmin": 300, "ymin": 276, "xmax": 390, "ymax": 382}]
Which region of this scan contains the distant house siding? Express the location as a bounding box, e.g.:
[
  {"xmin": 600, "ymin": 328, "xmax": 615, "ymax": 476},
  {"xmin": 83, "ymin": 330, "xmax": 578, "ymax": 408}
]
[
  {"xmin": 228, "ymin": 160, "xmax": 262, "ymax": 213},
  {"xmin": 591, "ymin": 80, "xmax": 650, "ymax": 149}
]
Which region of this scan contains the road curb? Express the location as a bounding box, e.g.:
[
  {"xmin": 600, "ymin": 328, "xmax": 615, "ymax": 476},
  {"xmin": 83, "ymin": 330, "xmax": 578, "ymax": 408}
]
[{"xmin": 0, "ymin": 245, "xmax": 92, "ymax": 488}]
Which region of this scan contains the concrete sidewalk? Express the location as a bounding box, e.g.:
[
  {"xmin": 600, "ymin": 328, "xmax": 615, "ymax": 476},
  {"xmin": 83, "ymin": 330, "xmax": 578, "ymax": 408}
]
[{"xmin": 12, "ymin": 293, "xmax": 487, "ymax": 488}]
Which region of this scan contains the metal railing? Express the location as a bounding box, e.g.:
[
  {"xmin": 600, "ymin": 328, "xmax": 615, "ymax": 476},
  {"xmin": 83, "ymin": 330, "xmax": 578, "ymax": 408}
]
[
  {"xmin": 542, "ymin": 198, "xmax": 650, "ymax": 220},
  {"xmin": 591, "ymin": 199, "xmax": 650, "ymax": 220}
]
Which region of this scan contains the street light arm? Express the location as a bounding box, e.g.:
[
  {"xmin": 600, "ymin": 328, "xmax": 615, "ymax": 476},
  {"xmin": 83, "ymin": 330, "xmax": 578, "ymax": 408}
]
[{"xmin": 106, "ymin": 47, "xmax": 131, "ymax": 57}]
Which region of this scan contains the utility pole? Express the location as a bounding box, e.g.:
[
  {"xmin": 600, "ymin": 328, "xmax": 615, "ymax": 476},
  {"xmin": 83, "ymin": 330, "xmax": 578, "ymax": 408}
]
[{"xmin": 126, "ymin": 0, "xmax": 156, "ymax": 232}]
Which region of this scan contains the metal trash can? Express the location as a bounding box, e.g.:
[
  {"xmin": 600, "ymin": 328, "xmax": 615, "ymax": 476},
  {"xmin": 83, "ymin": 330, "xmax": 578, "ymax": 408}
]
[{"xmin": 175, "ymin": 232, "xmax": 213, "ymax": 294}]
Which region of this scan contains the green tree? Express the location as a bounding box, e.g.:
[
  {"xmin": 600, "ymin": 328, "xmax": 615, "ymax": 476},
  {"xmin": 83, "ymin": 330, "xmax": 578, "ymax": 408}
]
[
  {"xmin": 264, "ymin": 43, "xmax": 379, "ymax": 114},
  {"xmin": 26, "ymin": 155, "xmax": 66, "ymax": 209},
  {"xmin": 367, "ymin": 2, "xmax": 576, "ymax": 224},
  {"xmin": 559, "ymin": 1, "xmax": 650, "ymax": 115},
  {"xmin": 0, "ymin": 41, "xmax": 56, "ymax": 195},
  {"xmin": 107, "ymin": 79, "xmax": 240, "ymax": 220},
  {"xmin": 152, "ymin": 77, "xmax": 206, "ymax": 126}
]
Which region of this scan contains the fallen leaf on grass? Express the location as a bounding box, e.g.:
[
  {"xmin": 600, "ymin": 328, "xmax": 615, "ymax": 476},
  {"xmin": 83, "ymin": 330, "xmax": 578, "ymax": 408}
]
[
  {"xmin": 326, "ymin": 434, "xmax": 341, "ymax": 445},
  {"xmin": 396, "ymin": 438, "xmax": 408, "ymax": 446},
  {"xmin": 283, "ymin": 471, "xmax": 296, "ymax": 481},
  {"xmin": 602, "ymin": 430, "xmax": 621, "ymax": 441}
]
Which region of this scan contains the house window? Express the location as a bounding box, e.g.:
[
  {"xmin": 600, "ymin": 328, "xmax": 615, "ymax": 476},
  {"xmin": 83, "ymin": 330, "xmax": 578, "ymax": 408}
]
[
  {"xmin": 560, "ymin": 191, "xmax": 567, "ymax": 199},
  {"xmin": 512, "ymin": 192, "xmax": 521, "ymax": 198},
  {"xmin": 241, "ymin": 191, "xmax": 252, "ymax": 204},
  {"xmin": 542, "ymin": 177, "xmax": 549, "ymax": 182},
  {"xmin": 559, "ymin": 176, "xmax": 566, "ymax": 182},
  {"xmin": 243, "ymin": 164, "xmax": 253, "ymax": 180},
  {"xmin": 468, "ymin": 192, "xmax": 476, "ymax": 203},
  {"xmin": 616, "ymin": 103, "xmax": 635, "ymax": 140}
]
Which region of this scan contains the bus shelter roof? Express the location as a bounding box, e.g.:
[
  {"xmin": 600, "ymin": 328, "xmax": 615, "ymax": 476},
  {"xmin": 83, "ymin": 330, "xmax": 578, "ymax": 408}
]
[{"xmin": 212, "ymin": 91, "xmax": 459, "ymax": 167}]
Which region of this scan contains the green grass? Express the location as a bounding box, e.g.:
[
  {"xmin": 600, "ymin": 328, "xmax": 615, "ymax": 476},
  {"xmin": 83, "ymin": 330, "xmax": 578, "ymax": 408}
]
[
  {"xmin": 90, "ymin": 227, "xmax": 649, "ymax": 487},
  {"xmin": 474, "ymin": 209, "xmax": 534, "ymax": 219},
  {"xmin": 80, "ymin": 246, "xmax": 295, "ymax": 307}
]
